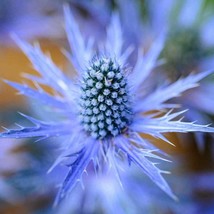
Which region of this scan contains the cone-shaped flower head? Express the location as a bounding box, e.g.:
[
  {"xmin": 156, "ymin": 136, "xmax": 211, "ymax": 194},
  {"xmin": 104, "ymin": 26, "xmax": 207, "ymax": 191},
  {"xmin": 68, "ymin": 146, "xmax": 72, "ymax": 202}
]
[{"xmin": 79, "ymin": 58, "xmax": 132, "ymax": 139}]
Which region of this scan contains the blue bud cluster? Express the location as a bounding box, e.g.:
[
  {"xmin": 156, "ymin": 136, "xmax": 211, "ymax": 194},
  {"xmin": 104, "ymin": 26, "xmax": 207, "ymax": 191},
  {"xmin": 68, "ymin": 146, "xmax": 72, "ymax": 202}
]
[{"xmin": 79, "ymin": 58, "xmax": 132, "ymax": 139}]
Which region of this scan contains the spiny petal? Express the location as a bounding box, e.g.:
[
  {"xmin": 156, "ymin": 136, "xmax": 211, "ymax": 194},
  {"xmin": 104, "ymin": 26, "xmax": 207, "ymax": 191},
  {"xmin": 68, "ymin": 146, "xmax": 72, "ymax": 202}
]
[
  {"xmin": 132, "ymin": 110, "xmax": 214, "ymax": 139},
  {"xmin": 129, "ymin": 31, "xmax": 166, "ymax": 93},
  {"xmin": 5, "ymin": 80, "xmax": 69, "ymax": 111},
  {"xmin": 116, "ymin": 137, "xmax": 177, "ymax": 200},
  {"xmin": 134, "ymin": 70, "xmax": 214, "ymax": 112},
  {"xmin": 128, "ymin": 132, "xmax": 169, "ymax": 157},
  {"xmin": 106, "ymin": 13, "xmax": 123, "ymax": 59},
  {"xmin": 54, "ymin": 139, "xmax": 99, "ymax": 205},
  {"xmin": 12, "ymin": 34, "xmax": 73, "ymax": 95},
  {"xmin": 0, "ymin": 113, "xmax": 72, "ymax": 139},
  {"xmin": 64, "ymin": 5, "xmax": 93, "ymax": 73},
  {"xmin": 117, "ymin": 0, "xmax": 142, "ymax": 44}
]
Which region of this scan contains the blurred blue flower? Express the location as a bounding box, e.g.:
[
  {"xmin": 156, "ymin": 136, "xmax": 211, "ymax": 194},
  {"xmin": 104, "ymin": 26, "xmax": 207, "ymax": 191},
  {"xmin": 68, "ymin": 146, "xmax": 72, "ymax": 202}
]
[
  {"xmin": 1, "ymin": 7, "xmax": 214, "ymax": 205},
  {"xmin": 0, "ymin": 0, "xmax": 62, "ymax": 44},
  {"xmin": 141, "ymin": 0, "xmax": 214, "ymax": 149},
  {"xmin": 56, "ymin": 163, "xmax": 214, "ymax": 214},
  {"xmin": 165, "ymin": 0, "xmax": 214, "ymax": 150},
  {"xmin": 0, "ymin": 138, "xmax": 26, "ymax": 203},
  {"xmin": 57, "ymin": 167, "xmax": 139, "ymax": 214}
]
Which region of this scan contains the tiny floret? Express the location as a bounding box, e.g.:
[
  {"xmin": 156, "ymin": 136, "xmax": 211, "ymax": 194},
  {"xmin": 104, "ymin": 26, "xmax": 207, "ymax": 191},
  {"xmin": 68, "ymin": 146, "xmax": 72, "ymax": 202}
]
[{"xmin": 79, "ymin": 58, "xmax": 132, "ymax": 139}]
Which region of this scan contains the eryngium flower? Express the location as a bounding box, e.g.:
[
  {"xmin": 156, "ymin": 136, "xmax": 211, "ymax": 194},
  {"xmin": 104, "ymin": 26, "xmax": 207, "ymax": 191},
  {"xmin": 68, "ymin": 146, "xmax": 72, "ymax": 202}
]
[{"xmin": 1, "ymin": 7, "xmax": 214, "ymax": 204}]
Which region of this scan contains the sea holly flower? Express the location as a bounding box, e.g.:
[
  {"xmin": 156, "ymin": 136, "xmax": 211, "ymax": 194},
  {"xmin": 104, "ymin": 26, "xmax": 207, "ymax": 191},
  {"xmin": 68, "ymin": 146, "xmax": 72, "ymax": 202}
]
[{"xmin": 1, "ymin": 7, "xmax": 214, "ymax": 205}]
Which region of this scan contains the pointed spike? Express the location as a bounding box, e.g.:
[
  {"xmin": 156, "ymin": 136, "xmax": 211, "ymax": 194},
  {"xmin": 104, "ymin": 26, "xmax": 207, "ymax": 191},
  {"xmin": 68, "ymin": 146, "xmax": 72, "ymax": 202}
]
[{"xmin": 17, "ymin": 112, "xmax": 42, "ymax": 125}]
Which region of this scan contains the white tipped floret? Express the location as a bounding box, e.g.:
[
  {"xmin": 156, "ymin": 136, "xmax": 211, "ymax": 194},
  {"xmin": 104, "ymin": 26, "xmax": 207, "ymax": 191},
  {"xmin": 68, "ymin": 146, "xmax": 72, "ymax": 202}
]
[
  {"xmin": 97, "ymin": 113, "xmax": 104, "ymax": 121},
  {"xmin": 113, "ymin": 113, "xmax": 119, "ymax": 118},
  {"xmin": 115, "ymin": 118, "xmax": 122, "ymax": 125},
  {"xmin": 99, "ymin": 130, "xmax": 107, "ymax": 137},
  {"xmin": 112, "ymin": 105, "xmax": 119, "ymax": 110},
  {"xmin": 116, "ymin": 73, "xmax": 122, "ymax": 80},
  {"xmin": 89, "ymin": 69, "xmax": 96, "ymax": 77},
  {"xmin": 96, "ymin": 73, "xmax": 104, "ymax": 80},
  {"xmin": 119, "ymin": 88, "xmax": 126, "ymax": 95},
  {"xmin": 91, "ymin": 88, "xmax": 98, "ymax": 95},
  {"xmin": 112, "ymin": 62, "xmax": 119, "ymax": 70},
  {"xmin": 120, "ymin": 79, "xmax": 126, "ymax": 86},
  {"xmin": 120, "ymin": 105, "xmax": 125, "ymax": 111},
  {"xmin": 96, "ymin": 82, "xmax": 103, "ymax": 89},
  {"xmin": 105, "ymin": 110, "xmax": 112, "ymax": 116},
  {"xmin": 99, "ymin": 104, "xmax": 107, "ymax": 111},
  {"xmin": 86, "ymin": 109, "xmax": 92, "ymax": 115},
  {"xmin": 98, "ymin": 95, "xmax": 104, "ymax": 102},
  {"xmin": 84, "ymin": 116, "xmax": 90, "ymax": 123},
  {"xmin": 106, "ymin": 99, "xmax": 113, "ymax": 106},
  {"xmin": 93, "ymin": 107, "xmax": 99, "ymax": 114},
  {"xmin": 113, "ymin": 83, "xmax": 120, "ymax": 89},
  {"xmin": 116, "ymin": 98, "xmax": 123, "ymax": 104},
  {"xmin": 83, "ymin": 124, "xmax": 90, "ymax": 131},
  {"xmin": 108, "ymin": 125, "xmax": 114, "ymax": 131},
  {"xmin": 98, "ymin": 121, "xmax": 104, "ymax": 129},
  {"xmin": 123, "ymin": 96, "xmax": 128, "ymax": 102},
  {"xmin": 91, "ymin": 132, "xmax": 98, "ymax": 139},
  {"xmin": 86, "ymin": 90, "xmax": 91, "ymax": 97},
  {"xmin": 111, "ymin": 92, "xmax": 118, "ymax": 98},
  {"xmin": 101, "ymin": 63, "xmax": 109, "ymax": 71},
  {"xmin": 87, "ymin": 79, "xmax": 94, "ymax": 87},
  {"xmin": 112, "ymin": 129, "xmax": 119, "ymax": 136},
  {"xmin": 106, "ymin": 118, "xmax": 112, "ymax": 125},
  {"xmin": 103, "ymin": 89, "xmax": 110, "ymax": 96},
  {"xmin": 85, "ymin": 100, "xmax": 90, "ymax": 107},
  {"xmin": 91, "ymin": 98, "xmax": 98, "ymax": 106},
  {"xmin": 103, "ymin": 58, "xmax": 110, "ymax": 64},
  {"xmin": 107, "ymin": 71, "xmax": 115, "ymax": 79},
  {"xmin": 94, "ymin": 60, "xmax": 100, "ymax": 67},
  {"xmin": 91, "ymin": 124, "xmax": 98, "ymax": 131},
  {"xmin": 90, "ymin": 116, "xmax": 97, "ymax": 123}
]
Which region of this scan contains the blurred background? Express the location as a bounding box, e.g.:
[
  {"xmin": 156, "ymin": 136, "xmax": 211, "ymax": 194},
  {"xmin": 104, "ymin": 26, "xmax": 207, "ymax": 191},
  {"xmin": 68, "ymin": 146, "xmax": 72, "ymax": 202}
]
[{"xmin": 0, "ymin": 0, "xmax": 214, "ymax": 213}]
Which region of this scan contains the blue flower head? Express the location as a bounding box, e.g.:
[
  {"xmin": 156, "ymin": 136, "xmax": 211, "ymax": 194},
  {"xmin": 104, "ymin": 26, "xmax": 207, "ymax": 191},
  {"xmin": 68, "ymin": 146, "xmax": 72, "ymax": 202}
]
[{"xmin": 1, "ymin": 7, "xmax": 214, "ymax": 205}]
